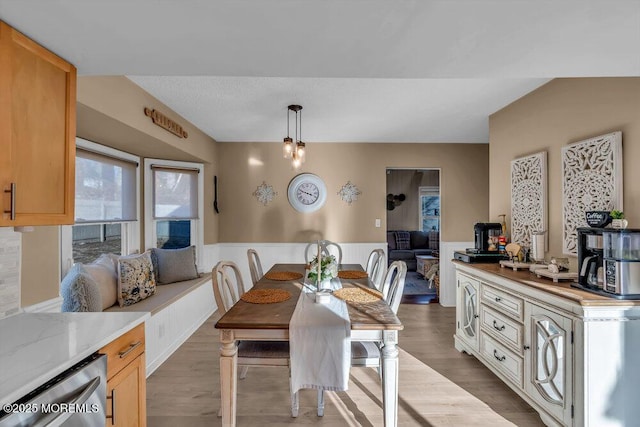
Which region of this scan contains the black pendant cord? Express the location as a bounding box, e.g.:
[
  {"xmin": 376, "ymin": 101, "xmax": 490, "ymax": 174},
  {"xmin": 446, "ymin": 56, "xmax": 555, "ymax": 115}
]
[{"xmin": 213, "ymin": 175, "xmax": 219, "ymax": 213}]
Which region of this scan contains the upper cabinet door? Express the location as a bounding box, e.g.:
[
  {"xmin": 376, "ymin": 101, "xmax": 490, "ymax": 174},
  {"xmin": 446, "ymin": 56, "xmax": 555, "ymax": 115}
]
[{"xmin": 0, "ymin": 21, "xmax": 76, "ymax": 226}]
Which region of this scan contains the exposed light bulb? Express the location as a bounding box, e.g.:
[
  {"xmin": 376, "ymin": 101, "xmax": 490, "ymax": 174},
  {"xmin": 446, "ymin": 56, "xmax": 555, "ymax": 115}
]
[
  {"xmin": 292, "ymin": 152, "xmax": 301, "ymax": 169},
  {"xmin": 283, "ymin": 137, "xmax": 293, "ymax": 159},
  {"xmin": 296, "ymin": 142, "xmax": 305, "ymax": 163}
]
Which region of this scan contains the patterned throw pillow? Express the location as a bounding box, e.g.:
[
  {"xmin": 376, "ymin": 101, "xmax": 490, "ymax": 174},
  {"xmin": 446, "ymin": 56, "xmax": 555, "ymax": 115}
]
[
  {"xmin": 428, "ymin": 231, "xmax": 440, "ymax": 250},
  {"xmin": 117, "ymin": 252, "xmax": 157, "ymax": 307},
  {"xmin": 395, "ymin": 231, "xmax": 411, "ymax": 250}
]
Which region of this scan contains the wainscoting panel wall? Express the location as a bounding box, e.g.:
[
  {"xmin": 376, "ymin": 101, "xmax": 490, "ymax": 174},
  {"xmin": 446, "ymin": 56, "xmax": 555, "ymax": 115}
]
[{"xmin": 439, "ymin": 241, "xmax": 474, "ymax": 307}]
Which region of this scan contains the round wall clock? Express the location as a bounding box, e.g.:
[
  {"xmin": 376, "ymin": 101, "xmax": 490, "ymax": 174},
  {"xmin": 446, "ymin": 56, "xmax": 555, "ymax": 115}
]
[{"xmin": 287, "ymin": 173, "xmax": 327, "ymax": 213}]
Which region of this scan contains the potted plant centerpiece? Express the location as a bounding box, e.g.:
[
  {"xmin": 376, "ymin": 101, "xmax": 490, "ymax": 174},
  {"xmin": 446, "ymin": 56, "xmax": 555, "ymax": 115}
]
[{"xmin": 308, "ymin": 254, "xmax": 338, "ymax": 291}]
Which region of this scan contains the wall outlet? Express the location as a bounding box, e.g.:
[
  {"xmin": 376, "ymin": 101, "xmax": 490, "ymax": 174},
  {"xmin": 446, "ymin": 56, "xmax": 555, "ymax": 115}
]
[{"xmin": 375, "ymin": 218, "xmax": 381, "ymax": 228}]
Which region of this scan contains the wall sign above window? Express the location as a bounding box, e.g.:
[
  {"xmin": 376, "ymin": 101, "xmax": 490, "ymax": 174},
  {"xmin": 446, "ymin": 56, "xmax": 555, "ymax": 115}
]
[{"xmin": 144, "ymin": 107, "xmax": 189, "ymax": 139}]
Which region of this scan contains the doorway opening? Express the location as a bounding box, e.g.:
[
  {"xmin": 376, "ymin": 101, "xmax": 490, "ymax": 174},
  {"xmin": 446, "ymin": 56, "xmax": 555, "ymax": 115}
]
[{"xmin": 386, "ymin": 168, "xmax": 440, "ymax": 304}]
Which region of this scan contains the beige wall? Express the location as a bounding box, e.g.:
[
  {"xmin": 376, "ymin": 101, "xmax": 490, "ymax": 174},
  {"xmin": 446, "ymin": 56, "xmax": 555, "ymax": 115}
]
[
  {"xmin": 489, "ymin": 77, "xmax": 640, "ymax": 265},
  {"xmin": 218, "ymin": 142, "xmax": 488, "ymax": 243},
  {"xmin": 386, "ymin": 169, "xmax": 440, "ymax": 231}
]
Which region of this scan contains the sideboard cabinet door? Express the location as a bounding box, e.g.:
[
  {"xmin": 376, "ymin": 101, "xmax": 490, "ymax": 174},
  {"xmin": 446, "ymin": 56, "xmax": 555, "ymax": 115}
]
[
  {"xmin": 456, "ymin": 273, "xmax": 480, "ymax": 351},
  {"xmin": 524, "ymin": 303, "xmax": 573, "ymax": 426},
  {"xmin": 0, "ymin": 21, "xmax": 76, "ymax": 226}
]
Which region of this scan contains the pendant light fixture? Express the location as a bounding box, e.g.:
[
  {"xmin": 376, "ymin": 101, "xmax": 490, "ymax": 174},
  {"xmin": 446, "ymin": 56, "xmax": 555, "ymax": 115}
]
[{"xmin": 283, "ymin": 104, "xmax": 305, "ymax": 168}]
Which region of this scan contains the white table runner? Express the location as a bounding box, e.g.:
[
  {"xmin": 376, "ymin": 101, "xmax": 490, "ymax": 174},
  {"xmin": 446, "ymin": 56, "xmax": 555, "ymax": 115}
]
[{"xmin": 289, "ymin": 277, "xmax": 351, "ymax": 393}]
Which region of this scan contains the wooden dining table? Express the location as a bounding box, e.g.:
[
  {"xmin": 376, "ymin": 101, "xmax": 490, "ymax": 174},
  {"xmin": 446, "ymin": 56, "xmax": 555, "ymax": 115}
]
[{"xmin": 215, "ymin": 263, "xmax": 404, "ymax": 426}]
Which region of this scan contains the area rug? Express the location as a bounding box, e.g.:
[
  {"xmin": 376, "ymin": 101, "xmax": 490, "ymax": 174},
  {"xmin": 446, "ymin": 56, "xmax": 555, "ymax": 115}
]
[{"xmin": 401, "ymin": 271, "xmax": 437, "ymax": 304}]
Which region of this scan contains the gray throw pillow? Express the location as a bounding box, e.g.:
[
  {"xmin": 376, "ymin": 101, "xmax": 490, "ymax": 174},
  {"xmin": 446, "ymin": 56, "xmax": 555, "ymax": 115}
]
[
  {"xmin": 150, "ymin": 246, "xmax": 199, "ymax": 285},
  {"xmin": 61, "ymin": 264, "xmax": 103, "ymax": 312}
]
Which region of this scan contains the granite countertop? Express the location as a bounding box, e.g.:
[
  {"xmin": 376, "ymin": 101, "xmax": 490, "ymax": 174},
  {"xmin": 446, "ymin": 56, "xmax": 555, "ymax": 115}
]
[
  {"xmin": 0, "ymin": 311, "xmax": 149, "ymax": 406},
  {"xmin": 454, "ymin": 261, "xmax": 640, "ymax": 306}
]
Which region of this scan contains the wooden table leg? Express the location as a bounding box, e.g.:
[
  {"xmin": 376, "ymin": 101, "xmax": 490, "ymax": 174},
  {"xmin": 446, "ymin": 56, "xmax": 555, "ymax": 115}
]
[
  {"xmin": 219, "ymin": 330, "xmax": 238, "ymax": 427},
  {"xmin": 381, "ymin": 330, "xmax": 399, "ymax": 427}
]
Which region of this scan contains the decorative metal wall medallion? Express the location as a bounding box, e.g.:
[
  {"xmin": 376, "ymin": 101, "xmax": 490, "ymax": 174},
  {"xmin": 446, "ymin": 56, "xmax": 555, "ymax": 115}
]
[
  {"xmin": 562, "ymin": 131, "xmax": 623, "ymax": 255},
  {"xmin": 511, "ymin": 152, "xmax": 547, "ymax": 249},
  {"xmin": 252, "ymin": 181, "xmax": 277, "ymax": 206},
  {"xmin": 338, "ymin": 181, "xmax": 362, "ymax": 205}
]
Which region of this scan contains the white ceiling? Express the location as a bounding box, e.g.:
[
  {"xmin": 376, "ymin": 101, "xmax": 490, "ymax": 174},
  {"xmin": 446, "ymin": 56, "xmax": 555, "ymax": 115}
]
[{"xmin": 1, "ymin": 1, "xmax": 638, "ymax": 143}]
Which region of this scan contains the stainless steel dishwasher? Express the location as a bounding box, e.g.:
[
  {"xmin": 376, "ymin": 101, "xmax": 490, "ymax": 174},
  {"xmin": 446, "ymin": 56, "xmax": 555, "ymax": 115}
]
[{"xmin": 0, "ymin": 353, "xmax": 107, "ymax": 426}]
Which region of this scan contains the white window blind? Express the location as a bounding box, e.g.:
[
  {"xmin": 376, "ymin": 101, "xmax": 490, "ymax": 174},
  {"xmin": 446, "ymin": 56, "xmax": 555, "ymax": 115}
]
[
  {"xmin": 75, "ymin": 149, "xmax": 137, "ymax": 223},
  {"xmin": 152, "ymin": 166, "xmax": 199, "ymax": 219}
]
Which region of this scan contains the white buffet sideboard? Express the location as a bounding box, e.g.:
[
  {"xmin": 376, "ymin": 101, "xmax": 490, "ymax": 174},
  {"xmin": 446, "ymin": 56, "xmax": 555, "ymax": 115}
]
[{"xmin": 454, "ymin": 261, "xmax": 640, "ymax": 427}]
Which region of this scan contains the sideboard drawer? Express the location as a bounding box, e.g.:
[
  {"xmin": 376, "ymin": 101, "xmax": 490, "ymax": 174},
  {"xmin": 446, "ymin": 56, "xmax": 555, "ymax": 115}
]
[
  {"xmin": 480, "ymin": 332, "xmax": 523, "ymax": 388},
  {"xmin": 480, "ymin": 305, "xmax": 523, "ymax": 354},
  {"xmin": 481, "ymin": 284, "xmax": 524, "ymax": 321}
]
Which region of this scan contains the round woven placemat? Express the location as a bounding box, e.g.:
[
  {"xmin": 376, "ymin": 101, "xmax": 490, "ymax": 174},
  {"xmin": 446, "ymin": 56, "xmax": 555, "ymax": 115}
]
[
  {"xmin": 240, "ymin": 289, "xmax": 292, "ymax": 304},
  {"xmin": 333, "ymin": 287, "xmax": 382, "ymax": 303},
  {"xmin": 337, "ymin": 270, "xmax": 368, "ymax": 279},
  {"xmin": 264, "ymin": 271, "xmax": 304, "ymax": 281}
]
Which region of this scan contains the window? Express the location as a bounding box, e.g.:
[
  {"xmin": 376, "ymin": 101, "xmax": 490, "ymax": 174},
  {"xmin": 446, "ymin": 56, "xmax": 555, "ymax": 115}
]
[
  {"xmin": 61, "ymin": 138, "xmax": 140, "ymax": 275},
  {"xmin": 419, "ymin": 186, "xmax": 440, "ymax": 232},
  {"xmin": 144, "ymin": 159, "xmax": 203, "ymax": 265}
]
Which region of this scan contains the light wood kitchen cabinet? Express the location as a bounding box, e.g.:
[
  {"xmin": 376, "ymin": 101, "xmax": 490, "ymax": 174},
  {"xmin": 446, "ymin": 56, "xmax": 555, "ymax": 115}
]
[
  {"xmin": 0, "ymin": 21, "xmax": 76, "ymax": 226},
  {"xmin": 100, "ymin": 323, "xmax": 147, "ymax": 427}
]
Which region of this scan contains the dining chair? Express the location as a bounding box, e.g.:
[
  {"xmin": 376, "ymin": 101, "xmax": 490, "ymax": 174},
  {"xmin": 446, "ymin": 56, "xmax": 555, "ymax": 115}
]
[
  {"xmin": 212, "ymin": 261, "xmax": 298, "ymax": 416},
  {"xmin": 316, "ymin": 260, "xmax": 407, "ymax": 417},
  {"xmin": 304, "ymin": 240, "xmax": 343, "ymax": 265},
  {"xmin": 247, "ymin": 248, "xmax": 264, "ymax": 286},
  {"xmin": 365, "ymin": 249, "xmax": 387, "ymax": 291}
]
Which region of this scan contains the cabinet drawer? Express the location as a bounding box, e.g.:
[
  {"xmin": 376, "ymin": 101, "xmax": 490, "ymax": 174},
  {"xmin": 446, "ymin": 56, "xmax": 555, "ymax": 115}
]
[
  {"xmin": 100, "ymin": 323, "xmax": 145, "ymax": 380},
  {"xmin": 480, "ymin": 332, "xmax": 523, "ymax": 388},
  {"xmin": 481, "ymin": 285, "xmax": 524, "ymax": 320},
  {"xmin": 480, "ymin": 305, "xmax": 523, "ymax": 354}
]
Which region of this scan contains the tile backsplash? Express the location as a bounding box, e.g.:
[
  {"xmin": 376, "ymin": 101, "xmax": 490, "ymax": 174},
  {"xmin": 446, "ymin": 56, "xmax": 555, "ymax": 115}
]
[{"xmin": 0, "ymin": 228, "xmax": 21, "ymax": 319}]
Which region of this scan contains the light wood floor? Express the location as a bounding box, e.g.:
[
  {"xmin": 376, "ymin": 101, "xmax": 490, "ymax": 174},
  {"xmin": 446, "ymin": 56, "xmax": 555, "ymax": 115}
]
[{"xmin": 147, "ymin": 304, "xmax": 545, "ymax": 426}]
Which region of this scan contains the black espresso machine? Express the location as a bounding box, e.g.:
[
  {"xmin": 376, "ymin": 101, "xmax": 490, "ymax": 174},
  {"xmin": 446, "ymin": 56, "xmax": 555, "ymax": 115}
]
[{"xmin": 454, "ymin": 222, "xmax": 507, "ymax": 263}]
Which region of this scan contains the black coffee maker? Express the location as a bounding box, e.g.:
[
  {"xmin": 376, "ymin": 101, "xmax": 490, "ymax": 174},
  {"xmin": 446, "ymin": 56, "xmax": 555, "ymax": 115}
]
[
  {"xmin": 473, "ymin": 222, "xmax": 503, "ymax": 253},
  {"xmin": 577, "ymin": 227, "xmax": 604, "ymax": 289}
]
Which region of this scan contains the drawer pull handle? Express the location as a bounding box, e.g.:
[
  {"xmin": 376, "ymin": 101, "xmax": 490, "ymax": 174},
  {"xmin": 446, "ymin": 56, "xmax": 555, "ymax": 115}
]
[
  {"xmin": 493, "ymin": 349, "xmax": 506, "ymax": 362},
  {"xmin": 524, "ymin": 345, "xmax": 530, "ymax": 350},
  {"xmin": 492, "ymin": 320, "xmax": 506, "ymax": 331},
  {"xmin": 474, "ymin": 314, "xmax": 479, "ymax": 319},
  {"xmin": 4, "ymin": 183, "xmax": 16, "ymax": 221},
  {"xmin": 119, "ymin": 341, "xmax": 142, "ymax": 358},
  {"xmin": 495, "ymin": 297, "xmax": 502, "ymax": 302}
]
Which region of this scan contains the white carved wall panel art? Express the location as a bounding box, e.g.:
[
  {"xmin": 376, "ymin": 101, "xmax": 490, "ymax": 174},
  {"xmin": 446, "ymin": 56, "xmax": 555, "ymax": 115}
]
[
  {"xmin": 562, "ymin": 131, "xmax": 623, "ymax": 255},
  {"xmin": 511, "ymin": 151, "xmax": 547, "ymax": 249}
]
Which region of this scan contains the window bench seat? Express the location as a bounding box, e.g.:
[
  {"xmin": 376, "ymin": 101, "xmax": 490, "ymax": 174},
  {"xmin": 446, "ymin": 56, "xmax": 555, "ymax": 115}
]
[{"xmin": 105, "ymin": 273, "xmax": 215, "ymax": 376}]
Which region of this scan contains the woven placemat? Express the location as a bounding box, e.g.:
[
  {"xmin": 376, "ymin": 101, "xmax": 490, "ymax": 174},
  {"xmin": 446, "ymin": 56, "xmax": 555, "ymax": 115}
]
[
  {"xmin": 240, "ymin": 289, "xmax": 292, "ymax": 304},
  {"xmin": 333, "ymin": 287, "xmax": 382, "ymax": 303},
  {"xmin": 264, "ymin": 271, "xmax": 303, "ymax": 281},
  {"xmin": 338, "ymin": 270, "xmax": 368, "ymax": 279}
]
